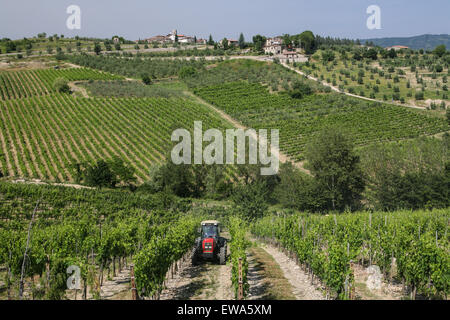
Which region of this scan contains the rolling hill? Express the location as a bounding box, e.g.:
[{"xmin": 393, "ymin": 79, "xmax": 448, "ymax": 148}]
[{"xmin": 362, "ymin": 34, "xmax": 450, "ymax": 50}]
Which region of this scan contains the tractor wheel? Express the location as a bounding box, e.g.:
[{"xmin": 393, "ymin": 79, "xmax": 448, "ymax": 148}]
[{"xmin": 218, "ymin": 245, "xmax": 226, "ymax": 265}]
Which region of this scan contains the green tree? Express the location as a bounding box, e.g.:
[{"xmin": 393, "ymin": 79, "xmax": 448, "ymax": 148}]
[
  {"xmin": 388, "ymin": 48, "xmax": 397, "ymax": 58},
  {"xmin": 282, "ymin": 34, "xmax": 292, "ymax": 48},
  {"xmin": 222, "ymin": 38, "xmax": 229, "ymax": 50},
  {"xmin": 305, "ymin": 127, "xmax": 365, "ymax": 211},
  {"xmin": 238, "ymin": 33, "xmax": 245, "ymax": 49},
  {"xmin": 178, "ymin": 66, "xmax": 197, "ymax": 79},
  {"xmin": 353, "ymin": 50, "xmax": 363, "ymax": 61},
  {"xmin": 274, "ymin": 162, "xmax": 326, "ymax": 211},
  {"xmin": 232, "ymin": 181, "xmax": 268, "ymax": 221},
  {"xmin": 299, "ymin": 30, "xmax": 316, "ymax": 54},
  {"xmin": 53, "ymin": 77, "xmax": 70, "ymax": 93},
  {"xmin": 289, "ymin": 79, "xmax": 312, "ymax": 99},
  {"xmin": 108, "ymin": 157, "xmax": 136, "ymax": 188},
  {"xmin": 94, "ymin": 42, "xmax": 102, "ymax": 55},
  {"xmin": 364, "ymin": 48, "xmax": 378, "ymax": 60},
  {"xmin": 84, "ymin": 160, "xmax": 115, "ymax": 188},
  {"xmin": 447, "ymin": 108, "xmax": 450, "ymax": 125},
  {"xmin": 208, "ymin": 34, "xmax": 214, "ymax": 45},
  {"xmin": 321, "ymin": 50, "xmax": 335, "ymax": 62},
  {"xmin": 433, "ymin": 44, "xmax": 446, "ymax": 57},
  {"xmin": 252, "ymin": 34, "xmax": 266, "ymax": 53},
  {"xmin": 141, "ymin": 73, "xmax": 152, "ymax": 85}
]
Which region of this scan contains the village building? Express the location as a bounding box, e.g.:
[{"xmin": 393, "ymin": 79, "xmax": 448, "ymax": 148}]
[
  {"xmin": 144, "ymin": 30, "xmax": 198, "ymax": 44},
  {"xmin": 220, "ymin": 39, "xmax": 238, "ymax": 47},
  {"xmin": 385, "ymin": 45, "xmax": 409, "ymax": 51},
  {"xmin": 146, "ymin": 35, "xmax": 167, "ymax": 43},
  {"xmin": 263, "ymin": 37, "xmax": 282, "ymax": 55},
  {"xmin": 282, "ymin": 50, "xmax": 299, "ymax": 58},
  {"xmin": 178, "ymin": 35, "xmax": 195, "ymax": 44}
]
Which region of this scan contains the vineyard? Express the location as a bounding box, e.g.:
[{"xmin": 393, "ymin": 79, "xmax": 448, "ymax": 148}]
[
  {"xmin": 229, "ymin": 217, "xmax": 250, "ymax": 299},
  {"xmin": 251, "ymin": 209, "xmax": 450, "ymax": 299},
  {"xmin": 194, "ymin": 81, "xmax": 449, "ymax": 161},
  {"xmin": 0, "ymin": 180, "xmax": 205, "ymax": 300},
  {"xmin": 63, "ymin": 54, "xmax": 212, "ymax": 80},
  {"xmin": 0, "ymin": 69, "xmax": 233, "ymax": 182},
  {"xmin": 0, "ymin": 68, "xmax": 122, "ymax": 100}
]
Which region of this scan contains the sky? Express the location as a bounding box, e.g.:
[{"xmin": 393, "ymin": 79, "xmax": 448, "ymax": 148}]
[{"xmin": 1, "ymin": 0, "xmax": 449, "ymax": 41}]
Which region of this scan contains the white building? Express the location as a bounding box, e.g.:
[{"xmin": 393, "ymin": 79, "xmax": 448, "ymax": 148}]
[
  {"xmin": 263, "ymin": 37, "xmax": 282, "ymax": 55},
  {"xmin": 144, "ymin": 29, "xmax": 198, "ymax": 44}
]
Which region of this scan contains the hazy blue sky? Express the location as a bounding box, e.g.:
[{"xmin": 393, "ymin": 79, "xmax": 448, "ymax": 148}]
[{"xmin": 1, "ymin": 0, "xmax": 449, "ymax": 41}]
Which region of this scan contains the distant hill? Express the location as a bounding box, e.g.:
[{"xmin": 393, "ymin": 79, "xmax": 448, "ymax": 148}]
[{"xmin": 362, "ymin": 34, "xmax": 450, "ymax": 50}]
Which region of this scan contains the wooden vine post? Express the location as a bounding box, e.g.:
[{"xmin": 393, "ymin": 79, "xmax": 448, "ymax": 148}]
[
  {"xmin": 19, "ymin": 199, "xmax": 40, "ymax": 299},
  {"xmin": 130, "ymin": 264, "xmax": 138, "ymax": 300},
  {"xmin": 349, "ymin": 261, "xmax": 356, "ymax": 300},
  {"xmin": 238, "ymin": 257, "xmax": 243, "ymax": 300}
]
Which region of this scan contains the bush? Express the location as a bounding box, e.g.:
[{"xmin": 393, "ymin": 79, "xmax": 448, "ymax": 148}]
[
  {"xmin": 415, "ymin": 91, "xmax": 424, "ymax": 100},
  {"xmin": 141, "ymin": 73, "xmax": 152, "ymax": 85},
  {"xmin": 71, "ymin": 157, "xmax": 136, "ymax": 188},
  {"xmin": 53, "ymin": 77, "xmax": 70, "ymax": 93},
  {"xmin": 288, "ymin": 80, "xmax": 312, "ymax": 99},
  {"xmin": 232, "ymin": 181, "xmax": 268, "ymax": 221},
  {"xmin": 178, "ymin": 66, "xmax": 197, "ymax": 79},
  {"xmin": 84, "ymin": 160, "xmax": 115, "ymax": 188},
  {"xmin": 305, "ymin": 127, "xmax": 365, "ymax": 212}
]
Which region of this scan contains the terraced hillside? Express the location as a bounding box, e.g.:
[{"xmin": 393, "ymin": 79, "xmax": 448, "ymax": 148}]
[{"xmin": 0, "ymin": 68, "xmax": 232, "ymax": 182}]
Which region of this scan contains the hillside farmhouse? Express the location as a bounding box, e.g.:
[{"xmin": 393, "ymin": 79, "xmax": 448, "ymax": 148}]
[
  {"xmin": 385, "ymin": 45, "xmax": 409, "ymax": 51},
  {"xmin": 145, "ymin": 30, "xmax": 198, "ymax": 44},
  {"xmin": 263, "ymin": 37, "xmax": 282, "ymax": 55}
]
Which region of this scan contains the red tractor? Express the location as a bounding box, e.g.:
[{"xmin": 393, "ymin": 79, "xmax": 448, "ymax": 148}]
[{"xmin": 191, "ymin": 220, "xmax": 227, "ymax": 265}]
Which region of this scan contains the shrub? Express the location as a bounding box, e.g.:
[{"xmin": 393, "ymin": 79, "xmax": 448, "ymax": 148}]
[
  {"xmin": 288, "ymin": 80, "xmax": 312, "ymax": 99},
  {"xmin": 141, "ymin": 73, "xmax": 152, "ymax": 85},
  {"xmin": 53, "ymin": 77, "xmax": 70, "ymax": 93},
  {"xmin": 84, "ymin": 160, "xmax": 115, "ymax": 188},
  {"xmin": 232, "ymin": 181, "xmax": 268, "ymax": 221},
  {"xmin": 415, "ymin": 91, "xmax": 424, "ymax": 100},
  {"xmin": 178, "ymin": 66, "xmax": 197, "ymax": 79}
]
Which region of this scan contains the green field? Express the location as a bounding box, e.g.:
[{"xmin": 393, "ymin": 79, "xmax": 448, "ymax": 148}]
[
  {"xmin": 194, "ymin": 81, "xmax": 448, "ymax": 161},
  {"xmin": 0, "ymin": 68, "xmax": 232, "ymax": 182},
  {"xmin": 0, "ymin": 68, "xmax": 122, "ymax": 100},
  {"xmin": 296, "ymin": 48, "xmax": 449, "ymax": 108}
]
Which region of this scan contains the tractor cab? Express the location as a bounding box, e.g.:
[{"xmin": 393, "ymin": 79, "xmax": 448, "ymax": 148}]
[{"xmin": 201, "ymin": 220, "xmax": 220, "ymax": 238}]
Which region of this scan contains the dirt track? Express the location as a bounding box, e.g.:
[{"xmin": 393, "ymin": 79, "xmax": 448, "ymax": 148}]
[
  {"xmin": 160, "ymin": 232, "xmax": 233, "ymax": 300},
  {"xmin": 159, "ymin": 239, "xmax": 325, "ymax": 300}
]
